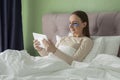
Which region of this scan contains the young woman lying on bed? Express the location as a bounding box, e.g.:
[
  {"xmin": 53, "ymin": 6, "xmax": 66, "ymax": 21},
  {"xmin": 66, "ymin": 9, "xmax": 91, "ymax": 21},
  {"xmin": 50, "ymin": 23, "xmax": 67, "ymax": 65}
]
[{"xmin": 33, "ymin": 10, "xmax": 93, "ymax": 65}]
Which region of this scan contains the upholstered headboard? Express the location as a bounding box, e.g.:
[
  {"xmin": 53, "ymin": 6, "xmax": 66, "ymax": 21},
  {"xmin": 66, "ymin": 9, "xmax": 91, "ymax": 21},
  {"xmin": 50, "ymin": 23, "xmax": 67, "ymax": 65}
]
[{"xmin": 42, "ymin": 12, "xmax": 120, "ymax": 57}]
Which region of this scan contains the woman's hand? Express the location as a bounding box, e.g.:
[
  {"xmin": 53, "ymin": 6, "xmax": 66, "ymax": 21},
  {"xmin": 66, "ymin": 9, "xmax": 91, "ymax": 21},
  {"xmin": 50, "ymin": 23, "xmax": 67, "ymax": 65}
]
[
  {"xmin": 33, "ymin": 40, "xmax": 43, "ymax": 52},
  {"xmin": 42, "ymin": 39, "xmax": 57, "ymax": 53}
]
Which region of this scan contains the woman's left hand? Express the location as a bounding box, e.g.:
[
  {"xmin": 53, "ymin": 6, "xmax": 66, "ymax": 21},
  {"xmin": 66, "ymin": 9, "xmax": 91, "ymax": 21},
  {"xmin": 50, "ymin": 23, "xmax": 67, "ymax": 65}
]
[{"xmin": 42, "ymin": 39, "xmax": 57, "ymax": 53}]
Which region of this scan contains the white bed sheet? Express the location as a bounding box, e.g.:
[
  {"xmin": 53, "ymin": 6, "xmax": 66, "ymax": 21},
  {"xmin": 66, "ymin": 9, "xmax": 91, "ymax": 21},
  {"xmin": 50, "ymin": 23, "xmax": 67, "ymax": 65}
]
[{"xmin": 0, "ymin": 50, "xmax": 120, "ymax": 80}]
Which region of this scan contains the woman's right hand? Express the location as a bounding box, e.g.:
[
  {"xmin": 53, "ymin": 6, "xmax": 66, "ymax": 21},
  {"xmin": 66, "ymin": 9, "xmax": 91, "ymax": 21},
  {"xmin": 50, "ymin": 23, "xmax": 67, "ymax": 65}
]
[{"xmin": 33, "ymin": 40, "xmax": 43, "ymax": 52}]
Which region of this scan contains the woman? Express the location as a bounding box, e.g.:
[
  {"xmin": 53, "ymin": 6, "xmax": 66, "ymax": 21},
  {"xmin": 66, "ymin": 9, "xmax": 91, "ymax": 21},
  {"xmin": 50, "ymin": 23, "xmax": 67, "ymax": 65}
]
[{"xmin": 33, "ymin": 10, "xmax": 93, "ymax": 65}]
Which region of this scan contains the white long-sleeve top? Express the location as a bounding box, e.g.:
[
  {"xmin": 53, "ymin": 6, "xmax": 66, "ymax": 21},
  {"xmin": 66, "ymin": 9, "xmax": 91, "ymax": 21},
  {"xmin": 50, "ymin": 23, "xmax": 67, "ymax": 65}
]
[{"xmin": 39, "ymin": 36, "xmax": 93, "ymax": 64}]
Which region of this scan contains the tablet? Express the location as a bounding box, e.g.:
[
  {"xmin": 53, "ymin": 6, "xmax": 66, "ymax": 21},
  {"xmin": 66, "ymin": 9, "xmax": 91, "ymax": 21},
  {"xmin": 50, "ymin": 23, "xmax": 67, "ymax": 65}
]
[{"xmin": 33, "ymin": 32, "xmax": 48, "ymax": 48}]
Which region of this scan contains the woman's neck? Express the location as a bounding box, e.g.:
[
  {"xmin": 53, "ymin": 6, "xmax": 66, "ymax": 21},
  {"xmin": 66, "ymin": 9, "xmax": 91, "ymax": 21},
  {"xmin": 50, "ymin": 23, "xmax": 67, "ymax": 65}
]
[{"xmin": 73, "ymin": 33, "xmax": 84, "ymax": 37}]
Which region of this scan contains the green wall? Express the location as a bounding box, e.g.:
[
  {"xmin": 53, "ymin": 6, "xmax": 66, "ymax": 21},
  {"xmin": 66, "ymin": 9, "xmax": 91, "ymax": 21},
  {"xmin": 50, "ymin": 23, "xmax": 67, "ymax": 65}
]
[{"xmin": 22, "ymin": 0, "xmax": 120, "ymax": 56}]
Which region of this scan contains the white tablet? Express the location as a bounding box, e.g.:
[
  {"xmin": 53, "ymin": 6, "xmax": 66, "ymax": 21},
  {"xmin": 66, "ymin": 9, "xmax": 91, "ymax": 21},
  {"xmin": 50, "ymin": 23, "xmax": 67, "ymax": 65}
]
[{"xmin": 33, "ymin": 32, "xmax": 48, "ymax": 48}]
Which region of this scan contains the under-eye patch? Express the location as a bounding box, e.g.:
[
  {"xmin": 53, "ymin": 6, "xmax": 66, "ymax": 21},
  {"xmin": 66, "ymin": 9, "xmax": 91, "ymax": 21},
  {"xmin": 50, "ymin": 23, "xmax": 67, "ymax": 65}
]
[
  {"xmin": 72, "ymin": 23, "xmax": 79, "ymax": 27},
  {"xmin": 69, "ymin": 23, "xmax": 79, "ymax": 27}
]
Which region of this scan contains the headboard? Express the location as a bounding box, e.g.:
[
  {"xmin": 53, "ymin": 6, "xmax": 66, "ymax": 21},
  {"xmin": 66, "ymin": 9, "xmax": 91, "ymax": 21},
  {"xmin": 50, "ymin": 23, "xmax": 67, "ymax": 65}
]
[{"xmin": 42, "ymin": 12, "xmax": 120, "ymax": 57}]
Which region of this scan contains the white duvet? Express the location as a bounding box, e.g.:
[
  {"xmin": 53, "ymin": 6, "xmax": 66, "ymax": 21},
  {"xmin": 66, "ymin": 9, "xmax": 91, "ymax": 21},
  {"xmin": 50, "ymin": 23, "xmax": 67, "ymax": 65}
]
[{"xmin": 0, "ymin": 50, "xmax": 120, "ymax": 80}]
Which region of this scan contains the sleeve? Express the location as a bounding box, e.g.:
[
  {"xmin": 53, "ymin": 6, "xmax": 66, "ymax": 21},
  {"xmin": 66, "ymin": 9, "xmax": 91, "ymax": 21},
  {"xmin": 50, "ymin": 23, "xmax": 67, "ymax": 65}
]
[
  {"xmin": 54, "ymin": 38, "xmax": 93, "ymax": 64},
  {"xmin": 73, "ymin": 38, "xmax": 93, "ymax": 61}
]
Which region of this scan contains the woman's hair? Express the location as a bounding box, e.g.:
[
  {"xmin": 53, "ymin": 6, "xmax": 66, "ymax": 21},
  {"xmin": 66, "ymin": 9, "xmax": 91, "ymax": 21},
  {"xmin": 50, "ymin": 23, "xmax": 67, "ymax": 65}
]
[{"xmin": 72, "ymin": 10, "xmax": 90, "ymax": 37}]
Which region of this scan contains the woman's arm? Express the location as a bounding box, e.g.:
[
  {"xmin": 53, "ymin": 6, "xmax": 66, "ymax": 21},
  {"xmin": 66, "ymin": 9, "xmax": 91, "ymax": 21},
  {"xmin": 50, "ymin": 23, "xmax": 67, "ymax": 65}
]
[
  {"xmin": 73, "ymin": 38, "xmax": 93, "ymax": 61},
  {"xmin": 54, "ymin": 38, "xmax": 93, "ymax": 64},
  {"xmin": 42, "ymin": 38, "xmax": 93, "ymax": 64},
  {"xmin": 37, "ymin": 49, "xmax": 48, "ymax": 56}
]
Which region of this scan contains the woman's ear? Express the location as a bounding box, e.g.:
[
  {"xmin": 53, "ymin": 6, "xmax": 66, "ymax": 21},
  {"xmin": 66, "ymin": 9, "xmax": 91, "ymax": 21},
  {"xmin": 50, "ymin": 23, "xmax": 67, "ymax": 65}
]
[{"xmin": 83, "ymin": 22, "xmax": 87, "ymax": 28}]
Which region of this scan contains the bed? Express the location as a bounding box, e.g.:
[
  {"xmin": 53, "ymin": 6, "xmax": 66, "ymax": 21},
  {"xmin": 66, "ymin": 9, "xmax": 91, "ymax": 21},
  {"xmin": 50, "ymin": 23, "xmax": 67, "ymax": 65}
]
[
  {"xmin": 0, "ymin": 12, "xmax": 120, "ymax": 80},
  {"xmin": 42, "ymin": 12, "xmax": 120, "ymax": 57}
]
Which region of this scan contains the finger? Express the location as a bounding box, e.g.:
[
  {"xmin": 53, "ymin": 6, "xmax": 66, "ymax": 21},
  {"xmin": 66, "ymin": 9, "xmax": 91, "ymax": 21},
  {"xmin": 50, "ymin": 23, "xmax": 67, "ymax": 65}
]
[
  {"xmin": 34, "ymin": 42, "xmax": 39, "ymax": 48},
  {"xmin": 42, "ymin": 39, "xmax": 48, "ymax": 44},
  {"xmin": 34, "ymin": 42, "xmax": 40, "ymax": 46},
  {"xmin": 35, "ymin": 43, "xmax": 40, "ymax": 46},
  {"xmin": 43, "ymin": 39, "xmax": 47, "ymax": 42},
  {"xmin": 33, "ymin": 39, "xmax": 39, "ymax": 43},
  {"xmin": 42, "ymin": 39, "xmax": 49, "ymax": 47},
  {"xmin": 48, "ymin": 39, "xmax": 52, "ymax": 44},
  {"xmin": 34, "ymin": 40, "xmax": 40, "ymax": 44},
  {"xmin": 35, "ymin": 46, "xmax": 41, "ymax": 50},
  {"xmin": 45, "ymin": 39, "xmax": 51, "ymax": 44}
]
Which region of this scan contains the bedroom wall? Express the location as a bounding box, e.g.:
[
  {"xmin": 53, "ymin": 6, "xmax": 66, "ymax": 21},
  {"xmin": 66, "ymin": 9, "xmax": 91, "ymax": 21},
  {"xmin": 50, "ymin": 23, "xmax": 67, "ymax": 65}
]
[{"xmin": 22, "ymin": 0, "xmax": 120, "ymax": 56}]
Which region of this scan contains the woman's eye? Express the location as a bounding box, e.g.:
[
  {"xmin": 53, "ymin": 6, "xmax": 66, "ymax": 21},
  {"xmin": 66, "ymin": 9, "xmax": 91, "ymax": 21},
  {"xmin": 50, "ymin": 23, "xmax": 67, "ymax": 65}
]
[
  {"xmin": 73, "ymin": 23, "xmax": 79, "ymax": 27},
  {"xmin": 69, "ymin": 23, "xmax": 79, "ymax": 27}
]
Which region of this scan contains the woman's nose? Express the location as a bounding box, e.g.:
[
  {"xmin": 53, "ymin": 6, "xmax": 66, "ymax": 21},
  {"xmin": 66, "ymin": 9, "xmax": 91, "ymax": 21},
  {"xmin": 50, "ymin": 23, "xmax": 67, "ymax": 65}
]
[{"xmin": 69, "ymin": 24, "xmax": 73, "ymax": 28}]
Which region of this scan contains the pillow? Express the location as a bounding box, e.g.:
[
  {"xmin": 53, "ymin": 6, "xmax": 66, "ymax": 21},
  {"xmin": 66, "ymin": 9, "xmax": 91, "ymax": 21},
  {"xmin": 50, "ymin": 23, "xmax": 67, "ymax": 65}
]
[
  {"xmin": 83, "ymin": 37, "xmax": 104, "ymax": 62},
  {"xmin": 55, "ymin": 35, "xmax": 62, "ymax": 47},
  {"xmin": 56, "ymin": 35, "xmax": 76, "ymax": 56},
  {"xmin": 102, "ymin": 36, "xmax": 120, "ymax": 55},
  {"xmin": 83, "ymin": 36, "xmax": 120, "ymax": 63},
  {"xmin": 57, "ymin": 45, "xmax": 76, "ymax": 56}
]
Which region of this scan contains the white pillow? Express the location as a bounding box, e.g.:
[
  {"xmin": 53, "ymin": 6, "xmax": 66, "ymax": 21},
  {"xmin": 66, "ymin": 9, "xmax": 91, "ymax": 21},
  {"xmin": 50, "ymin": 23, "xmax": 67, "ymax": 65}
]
[
  {"xmin": 55, "ymin": 35, "xmax": 62, "ymax": 47},
  {"xmin": 83, "ymin": 37, "xmax": 104, "ymax": 62},
  {"xmin": 58, "ymin": 45, "xmax": 76, "ymax": 56},
  {"xmin": 83, "ymin": 36, "xmax": 120, "ymax": 63},
  {"xmin": 56, "ymin": 35, "xmax": 76, "ymax": 56},
  {"xmin": 102, "ymin": 36, "xmax": 120, "ymax": 55}
]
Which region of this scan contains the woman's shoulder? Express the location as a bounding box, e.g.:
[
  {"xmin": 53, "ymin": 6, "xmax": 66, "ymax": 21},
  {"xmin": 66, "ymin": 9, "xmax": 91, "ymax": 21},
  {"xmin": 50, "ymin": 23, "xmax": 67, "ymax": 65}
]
[
  {"xmin": 82, "ymin": 36, "xmax": 92, "ymax": 41},
  {"xmin": 82, "ymin": 36, "xmax": 93, "ymax": 42},
  {"xmin": 62, "ymin": 36, "xmax": 93, "ymax": 43},
  {"xmin": 62, "ymin": 36, "xmax": 92, "ymax": 40}
]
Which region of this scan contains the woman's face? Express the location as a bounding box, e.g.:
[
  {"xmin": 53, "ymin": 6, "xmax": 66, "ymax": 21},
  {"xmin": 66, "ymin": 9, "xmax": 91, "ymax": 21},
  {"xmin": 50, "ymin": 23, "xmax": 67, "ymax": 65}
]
[{"xmin": 69, "ymin": 14, "xmax": 87, "ymax": 37}]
